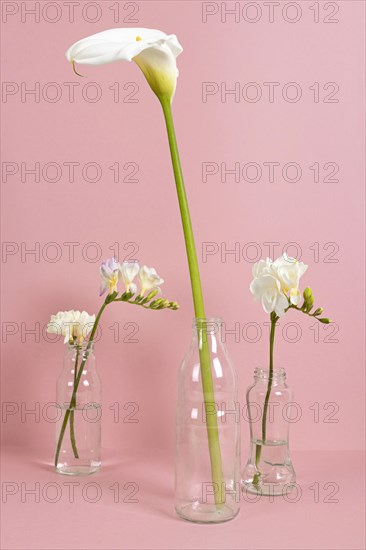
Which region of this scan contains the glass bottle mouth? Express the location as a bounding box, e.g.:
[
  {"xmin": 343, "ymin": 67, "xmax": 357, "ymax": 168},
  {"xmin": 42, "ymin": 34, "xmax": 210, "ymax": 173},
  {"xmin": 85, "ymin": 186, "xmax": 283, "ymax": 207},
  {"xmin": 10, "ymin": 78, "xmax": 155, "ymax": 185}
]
[
  {"xmin": 193, "ymin": 317, "xmax": 222, "ymax": 333},
  {"xmin": 254, "ymin": 367, "xmax": 286, "ymax": 380},
  {"xmin": 67, "ymin": 340, "xmax": 94, "ymax": 351}
]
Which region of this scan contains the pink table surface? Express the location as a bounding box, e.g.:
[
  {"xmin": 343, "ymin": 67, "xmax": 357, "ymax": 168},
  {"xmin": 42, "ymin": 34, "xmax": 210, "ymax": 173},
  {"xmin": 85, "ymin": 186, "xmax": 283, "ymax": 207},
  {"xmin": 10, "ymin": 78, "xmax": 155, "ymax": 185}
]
[
  {"xmin": 1, "ymin": 0, "xmax": 365, "ymax": 549},
  {"xmin": 1, "ymin": 447, "xmax": 365, "ymax": 550}
]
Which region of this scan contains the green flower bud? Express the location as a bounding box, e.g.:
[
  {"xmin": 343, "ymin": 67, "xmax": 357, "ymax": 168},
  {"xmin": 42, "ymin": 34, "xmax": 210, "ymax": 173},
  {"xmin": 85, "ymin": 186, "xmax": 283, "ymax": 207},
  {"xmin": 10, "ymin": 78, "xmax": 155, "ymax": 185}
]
[
  {"xmin": 121, "ymin": 290, "xmax": 134, "ymax": 301},
  {"xmin": 106, "ymin": 291, "xmax": 118, "ymax": 304},
  {"xmin": 149, "ymin": 299, "xmax": 163, "ymax": 309},
  {"xmin": 303, "ymin": 287, "xmax": 311, "ymax": 298},
  {"xmin": 303, "ymin": 287, "xmax": 314, "ymax": 312},
  {"xmin": 319, "ymin": 318, "xmax": 332, "ymax": 324},
  {"xmin": 146, "ymin": 289, "xmax": 159, "ymax": 301},
  {"xmin": 313, "ymin": 307, "xmax": 323, "ymax": 316}
]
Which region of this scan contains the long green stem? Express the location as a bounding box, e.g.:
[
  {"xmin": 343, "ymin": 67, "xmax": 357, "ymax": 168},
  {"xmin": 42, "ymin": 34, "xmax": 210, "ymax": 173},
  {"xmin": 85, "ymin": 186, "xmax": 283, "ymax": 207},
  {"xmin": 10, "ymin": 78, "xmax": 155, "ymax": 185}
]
[
  {"xmin": 55, "ymin": 301, "xmax": 107, "ymax": 468},
  {"xmin": 69, "ymin": 349, "xmax": 79, "ymax": 458},
  {"xmin": 262, "ymin": 317, "xmax": 277, "ymax": 442},
  {"xmin": 160, "ymin": 98, "xmax": 224, "ymax": 505},
  {"xmin": 253, "ymin": 314, "xmax": 278, "ymax": 486}
]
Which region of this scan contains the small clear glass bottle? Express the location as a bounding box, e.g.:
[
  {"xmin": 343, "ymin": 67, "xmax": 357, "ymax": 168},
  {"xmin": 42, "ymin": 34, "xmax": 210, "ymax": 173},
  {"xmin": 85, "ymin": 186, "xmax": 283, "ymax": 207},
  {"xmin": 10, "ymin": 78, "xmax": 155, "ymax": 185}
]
[
  {"xmin": 55, "ymin": 342, "xmax": 102, "ymax": 475},
  {"xmin": 175, "ymin": 318, "xmax": 241, "ymax": 523},
  {"xmin": 242, "ymin": 367, "xmax": 295, "ymax": 496}
]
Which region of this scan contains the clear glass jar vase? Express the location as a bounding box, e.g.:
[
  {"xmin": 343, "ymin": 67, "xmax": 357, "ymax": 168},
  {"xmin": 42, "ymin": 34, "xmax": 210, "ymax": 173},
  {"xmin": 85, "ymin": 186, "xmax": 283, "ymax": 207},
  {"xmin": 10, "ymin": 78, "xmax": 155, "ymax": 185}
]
[
  {"xmin": 55, "ymin": 342, "xmax": 102, "ymax": 475},
  {"xmin": 242, "ymin": 367, "xmax": 296, "ymax": 496},
  {"xmin": 175, "ymin": 318, "xmax": 241, "ymax": 523}
]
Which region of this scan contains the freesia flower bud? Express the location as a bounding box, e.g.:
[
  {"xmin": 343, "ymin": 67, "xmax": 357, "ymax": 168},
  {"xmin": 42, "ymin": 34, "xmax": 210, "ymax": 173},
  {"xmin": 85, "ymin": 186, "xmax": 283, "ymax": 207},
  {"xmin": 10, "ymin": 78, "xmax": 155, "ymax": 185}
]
[
  {"xmin": 146, "ymin": 288, "xmax": 159, "ymax": 301},
  {"xmin": 303, "ymin": 287, "xmax": 314, "ymax": 312}
]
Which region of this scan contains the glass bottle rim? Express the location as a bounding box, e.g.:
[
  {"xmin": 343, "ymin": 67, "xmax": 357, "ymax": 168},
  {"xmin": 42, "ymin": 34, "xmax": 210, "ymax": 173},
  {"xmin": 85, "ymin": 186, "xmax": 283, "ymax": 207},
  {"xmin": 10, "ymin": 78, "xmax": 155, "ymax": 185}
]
[
  {"xmin": 192, "ymin": 317, "xmax": 222, "ymax": 332},
  {"xmin": 254, "ymin": 367, "xmax": 286, "ymax": 380},
  {"xmin": 67, "ymin": 340, "xmax": 94, "ymax": 351}
]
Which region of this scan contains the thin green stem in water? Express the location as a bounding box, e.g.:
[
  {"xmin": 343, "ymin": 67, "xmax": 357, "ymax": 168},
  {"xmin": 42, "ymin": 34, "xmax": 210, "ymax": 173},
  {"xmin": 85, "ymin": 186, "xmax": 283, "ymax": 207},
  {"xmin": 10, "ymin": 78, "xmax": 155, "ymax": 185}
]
[
  {"xmin": 253, "ymin": 313, "xmax": 278, "ymax": 487},
  {"xmin": 54, "ymin": 292, "xmax": 178, "ymax": 470},
  {"xmin": 69, "ymin": 348, "xmax": 79, "ymax": 459},
  {"xmin": 54, "ymin": 301, "xmax": 107, "ymax": 468},
  {"xmin": 160, "ymin": 97, "xmax": 224, "ymax": 505}
]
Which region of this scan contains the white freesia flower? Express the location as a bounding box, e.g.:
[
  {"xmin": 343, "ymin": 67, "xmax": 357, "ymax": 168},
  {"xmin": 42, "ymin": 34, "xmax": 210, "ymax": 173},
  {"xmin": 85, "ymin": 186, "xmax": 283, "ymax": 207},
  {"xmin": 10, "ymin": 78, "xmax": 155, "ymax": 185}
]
[
  {"xmin": 47, "ymin": 310, "xmax": 95, "ymax": 344},
  {"xmin": 138, "ymin": 265, "xmax": 164, "ymax": 296},
  {"xmin": 47, "ymin": 311, "xmax": 72, "ymax": 343},
  {"xmin": 252, "ymin": 258, "xmax": 273, "ymax": 278},
  {"xmin": 250, "ymin": 255, "xmax": 308, "ymax": 317},
  {"xmin": 272, "ymin": 255, "xmax": 308, "ymax": 306},
  {"xmin": 120, "ymin": 261, "xmax": 140, "ymax": 294},
  {"xmin": 65, "ymin": 28, "xmax": 183, "ymax": 102},
  {"xmin": 100, "ymin": 257, "xmax": 121, "ymax": 296},
  {"xmin": 250, "ymin": 273, "xmax": 289, "ymax": 317}
]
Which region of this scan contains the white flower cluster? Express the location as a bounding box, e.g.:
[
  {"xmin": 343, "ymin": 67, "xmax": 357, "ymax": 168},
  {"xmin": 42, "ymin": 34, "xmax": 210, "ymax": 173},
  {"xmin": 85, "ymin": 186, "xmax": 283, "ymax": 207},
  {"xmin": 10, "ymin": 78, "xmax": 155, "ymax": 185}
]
[
  {"xmin": 250, "ymin": 255, "xmax": 308, "ymax": 317},
  {"xmin": 47, "ymin": 259, "xmax": 173, "ymax": 345},
  {"xmin": 100, "ymin": 258, "xmax": 164, "ymax": 297},
  {"xmin": 47, "ymin": 310, "xmax": 95, "ymax": 344}
]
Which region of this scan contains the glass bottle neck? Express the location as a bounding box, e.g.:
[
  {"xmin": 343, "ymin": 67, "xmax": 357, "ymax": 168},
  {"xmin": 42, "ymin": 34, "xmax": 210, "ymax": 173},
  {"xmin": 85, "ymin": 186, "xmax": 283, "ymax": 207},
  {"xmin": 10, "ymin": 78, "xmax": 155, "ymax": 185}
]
[
  {"xmin": 192, "ymin": 317, "xmax": 222, "ymax": 335},
  {"xmin": 254, "ymin": 367, "xmax": 286, "ymax": 383},
  {"xmin": 191, "ymin": 318, "xmax": 223, "ymax": 350},
  {"xmin": 66, "ymin": 342, "xmax": 94, "ymax": 360}
]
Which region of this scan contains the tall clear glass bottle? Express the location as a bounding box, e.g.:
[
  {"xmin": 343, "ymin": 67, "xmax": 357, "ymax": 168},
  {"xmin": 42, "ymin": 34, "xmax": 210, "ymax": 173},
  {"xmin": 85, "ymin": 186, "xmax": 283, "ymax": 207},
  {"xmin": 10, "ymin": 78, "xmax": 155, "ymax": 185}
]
[
  {"xmin": 55, "ymin": 342, "xmax": 102, "ymax": 475},
  {"xmin": 175, "ymin": 318, "xmax": 241, "ymax": 523},
  {"xmin": 242, "ymin": 367, "xmax": 296, "ymax": 496}
]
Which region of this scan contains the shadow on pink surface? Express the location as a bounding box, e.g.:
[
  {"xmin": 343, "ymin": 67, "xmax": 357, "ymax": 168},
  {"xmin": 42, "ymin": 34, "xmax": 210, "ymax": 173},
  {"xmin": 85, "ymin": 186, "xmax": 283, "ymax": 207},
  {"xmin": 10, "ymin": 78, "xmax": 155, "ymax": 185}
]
[{"xmin": 1, "ymin": 446, "xmax": 365, "ymax": 549}]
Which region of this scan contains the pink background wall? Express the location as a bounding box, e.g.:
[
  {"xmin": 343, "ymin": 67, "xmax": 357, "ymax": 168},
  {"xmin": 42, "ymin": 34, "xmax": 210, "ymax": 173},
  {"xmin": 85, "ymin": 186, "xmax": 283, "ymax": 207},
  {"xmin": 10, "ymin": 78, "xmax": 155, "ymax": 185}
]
[{"xmin": 1, "ymin": 1, "xmax": 365, "ymax": 548}]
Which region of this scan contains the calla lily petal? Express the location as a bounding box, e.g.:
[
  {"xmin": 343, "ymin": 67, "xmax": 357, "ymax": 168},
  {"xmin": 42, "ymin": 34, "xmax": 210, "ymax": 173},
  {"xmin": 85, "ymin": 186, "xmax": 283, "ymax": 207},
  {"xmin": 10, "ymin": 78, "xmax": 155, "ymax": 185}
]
[{"xmin": 66, "ymin": 28, "xmax": 183, "ymax": 102}]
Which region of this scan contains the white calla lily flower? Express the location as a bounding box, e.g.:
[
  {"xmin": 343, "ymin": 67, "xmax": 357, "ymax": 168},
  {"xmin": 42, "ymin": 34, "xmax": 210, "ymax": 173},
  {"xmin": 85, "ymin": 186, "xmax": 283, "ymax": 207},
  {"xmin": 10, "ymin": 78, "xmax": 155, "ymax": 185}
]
[
  {"xmin": 138, "ymin": 265, "xmax": 164, "ymax": 296},
  {"xmin": 120, "ymin": 261, "xmax": 140, "ymax": 294},
  {"xmin": 65, "ymin": 28, "xmax": 183, "ymax": 102},
  {"xmin": 47, "ymin": 310, "xmax": 95, "ymax": 344}
]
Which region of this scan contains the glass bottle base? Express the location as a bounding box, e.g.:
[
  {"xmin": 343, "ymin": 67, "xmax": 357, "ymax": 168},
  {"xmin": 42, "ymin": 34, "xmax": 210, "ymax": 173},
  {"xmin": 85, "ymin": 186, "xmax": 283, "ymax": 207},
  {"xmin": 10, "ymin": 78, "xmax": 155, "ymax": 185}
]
[
  {"xmin": 242, "ymin": 439, "xmax": 296, "ymax": 496},
  {"xmin": 56, "ymin": 462, "xmax": 101, "ymax": 476},
  {"xmin": 175, "ymin": 502, "xmax": 239, "ymax": 524},
  {"xmin": 242, "ymin": 480, "xmax": 296, "ymax": 497}
]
